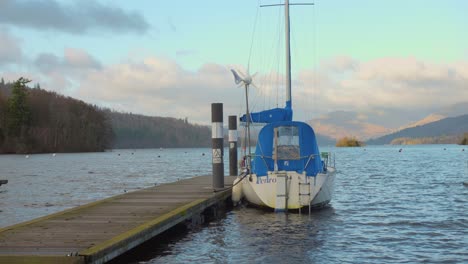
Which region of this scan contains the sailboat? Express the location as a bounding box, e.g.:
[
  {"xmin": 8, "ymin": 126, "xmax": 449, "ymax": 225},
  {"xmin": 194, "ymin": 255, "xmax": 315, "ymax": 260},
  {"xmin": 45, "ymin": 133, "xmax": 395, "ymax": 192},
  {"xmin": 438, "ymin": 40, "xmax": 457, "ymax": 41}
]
[{"xmin": 231, "ymin": 0, "xmax": 336, "ymax": 212}]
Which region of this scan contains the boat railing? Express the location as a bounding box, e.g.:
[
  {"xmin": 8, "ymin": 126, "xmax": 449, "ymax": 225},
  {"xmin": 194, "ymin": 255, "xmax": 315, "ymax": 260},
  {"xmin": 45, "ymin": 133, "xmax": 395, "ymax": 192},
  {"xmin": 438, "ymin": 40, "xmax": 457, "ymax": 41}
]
[
  {"xmin": 250, "ymin": 153, "xmax": 334, "ymax": 173},
  {"xmin": 321, "ymin": 152, "xmax": 335, "ymax": 169}
]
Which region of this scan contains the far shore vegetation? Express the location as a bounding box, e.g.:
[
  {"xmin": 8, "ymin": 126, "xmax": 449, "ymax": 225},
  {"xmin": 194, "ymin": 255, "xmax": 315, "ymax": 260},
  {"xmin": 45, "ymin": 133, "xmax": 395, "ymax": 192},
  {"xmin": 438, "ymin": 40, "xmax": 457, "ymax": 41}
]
[
  {"xmin": 460, "ymin": 133, "xmax": 468, "ymax": 145},
  {"xmin": 335, "ymin": 137, "xmax": 365, "ymax": 147},
  {"xmin": 391, "ymin": 134, "xmax": 467, "ymax": 145}
]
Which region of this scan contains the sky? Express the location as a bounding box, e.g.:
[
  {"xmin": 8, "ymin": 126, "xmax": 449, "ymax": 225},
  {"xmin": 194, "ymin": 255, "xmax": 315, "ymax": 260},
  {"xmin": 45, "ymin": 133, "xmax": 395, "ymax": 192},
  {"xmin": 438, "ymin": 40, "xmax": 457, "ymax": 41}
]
[{"xmin": 0, "ymin": 0, "xmax": 467, "ymax": 127}]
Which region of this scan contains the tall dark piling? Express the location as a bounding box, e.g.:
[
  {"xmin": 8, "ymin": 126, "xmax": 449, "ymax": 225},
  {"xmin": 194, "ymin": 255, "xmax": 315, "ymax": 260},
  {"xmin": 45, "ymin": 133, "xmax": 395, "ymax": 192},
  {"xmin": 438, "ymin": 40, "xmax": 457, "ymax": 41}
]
[
  {"xmin": 228, "ymin": 115, "xmax": 238, "ymax": 176},
  {"xmin": 211, "ymin": 103, "xmax": 224, "ymax": 189}
]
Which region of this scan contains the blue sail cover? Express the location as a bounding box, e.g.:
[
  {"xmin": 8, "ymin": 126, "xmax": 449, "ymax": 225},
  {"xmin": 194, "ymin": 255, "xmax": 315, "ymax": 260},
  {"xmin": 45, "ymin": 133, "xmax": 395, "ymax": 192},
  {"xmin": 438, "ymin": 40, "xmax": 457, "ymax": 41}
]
[
  {"xmin": 251, "ymin": 121, "xmax": 324, "ymax": 177},
  {"xmin": 240, "ymin": 102, "xmax": 293, "ymax": 123}
]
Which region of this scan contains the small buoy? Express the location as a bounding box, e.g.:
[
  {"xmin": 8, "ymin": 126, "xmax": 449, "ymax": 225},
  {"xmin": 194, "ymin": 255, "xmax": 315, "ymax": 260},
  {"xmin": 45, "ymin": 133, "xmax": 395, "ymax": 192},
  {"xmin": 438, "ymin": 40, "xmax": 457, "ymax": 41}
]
[
  {"xmin": 52, "ymin": 153, "xmax": 56, "ymax": 157},
  {"xmin": 118, "ymin": 153, "xmax": 120, "ymax": 156},
  {"xmin": 131, "ymin": 152, "xmax": 134, "ymax": 155},
  {"xmin": 463, "ymin": 149, "xmax": 465, "ymax": 151},
  {"xmin": 202, "ymin": 153, "xmax": 205, "ymax": 156},
  {"xmin": 158, "ymin": 155, "xmax": 161, "ymax": 158},
  {"xmin": 399, "ymin": 149, "xmax": 402, "ymax": 153},
  {"xmin": 124, "ymin": 189, "xmax": 127, "ymax": 193},
  {"xmin": 25, "ymin": 155, "xmax": 29, "ymax": 159},
  {"xmin": 463, "ymin": 182, "xmax": 468, "ymax": 187},
  {"xmin": 444, "ymin": 148, "xmax": 446, "ymax": 150}
]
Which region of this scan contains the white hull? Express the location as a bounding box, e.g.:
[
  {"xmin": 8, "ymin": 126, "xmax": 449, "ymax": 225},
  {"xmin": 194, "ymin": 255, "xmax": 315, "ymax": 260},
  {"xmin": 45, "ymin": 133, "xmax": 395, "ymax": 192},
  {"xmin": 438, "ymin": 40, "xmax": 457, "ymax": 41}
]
[{"xmin": 233, "ymin": 167, "xmax": 335, "ymax": 211}]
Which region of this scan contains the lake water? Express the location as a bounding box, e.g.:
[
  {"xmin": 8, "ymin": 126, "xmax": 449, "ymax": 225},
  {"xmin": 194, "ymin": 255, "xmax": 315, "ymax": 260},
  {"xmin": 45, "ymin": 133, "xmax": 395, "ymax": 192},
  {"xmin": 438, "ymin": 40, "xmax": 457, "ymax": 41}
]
[{"xmin": 1, "ymin": 145, "xmax": 467, "ymax": 263}]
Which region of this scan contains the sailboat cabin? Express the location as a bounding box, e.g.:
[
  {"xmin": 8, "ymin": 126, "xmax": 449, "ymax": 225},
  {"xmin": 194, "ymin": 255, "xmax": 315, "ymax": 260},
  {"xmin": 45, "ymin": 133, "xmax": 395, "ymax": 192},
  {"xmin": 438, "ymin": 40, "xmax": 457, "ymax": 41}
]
[{"xmin": 251, "ymin": 121, "xmax": 325, "ymax": 177}]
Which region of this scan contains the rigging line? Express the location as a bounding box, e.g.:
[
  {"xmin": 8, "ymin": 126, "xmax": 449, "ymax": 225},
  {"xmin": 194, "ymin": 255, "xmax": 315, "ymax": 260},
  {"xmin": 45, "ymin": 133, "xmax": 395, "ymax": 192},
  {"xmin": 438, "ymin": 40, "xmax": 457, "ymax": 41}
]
[
  {"xmin": 262, "ymin": 3, "xmax": 275, "ymax": 109},
  {"xmin": 291, "ymin": 8, "xmax": 300, "ymax": 115},
  {"xmin": 248, "ymin": 1, "xmax": 261, "ymax": 72}
]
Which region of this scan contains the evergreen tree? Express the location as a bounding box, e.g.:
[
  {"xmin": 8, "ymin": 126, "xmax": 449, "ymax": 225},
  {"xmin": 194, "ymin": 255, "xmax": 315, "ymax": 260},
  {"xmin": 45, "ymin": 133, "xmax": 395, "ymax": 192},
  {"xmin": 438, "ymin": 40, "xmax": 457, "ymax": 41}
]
[
  {"xmin": 7, "ymin": 77, "xmax": 31, "ymax": 136},
  {"xmin": 0, "ymin": 91, "xmax": 5, "ymax": 146}
]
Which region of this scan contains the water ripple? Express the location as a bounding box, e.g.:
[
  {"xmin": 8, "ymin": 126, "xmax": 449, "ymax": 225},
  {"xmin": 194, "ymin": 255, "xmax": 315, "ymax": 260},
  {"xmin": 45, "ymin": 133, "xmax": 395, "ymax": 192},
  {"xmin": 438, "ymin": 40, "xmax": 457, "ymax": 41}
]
[{"xmin": 1, "ymin": 146, "xmax": 467, "ymax": 263}]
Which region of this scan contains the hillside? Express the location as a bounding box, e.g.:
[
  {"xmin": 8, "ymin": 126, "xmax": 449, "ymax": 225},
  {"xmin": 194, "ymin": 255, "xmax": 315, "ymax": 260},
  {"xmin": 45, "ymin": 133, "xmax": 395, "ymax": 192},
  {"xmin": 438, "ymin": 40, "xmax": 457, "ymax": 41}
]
[
  {"xmin": 395, "ymin": 102, "xmax": 468, "ymax": 131},
  {"xmin": 396, "ymin": 114, "xmax": 445, "ymax": 131},
  {"xmin": 0, "ymin": 78, "xmax": 114, "ymax": 153},
  {"xmin": 106, "ymin": 111, "xmax": 211, "ymax": 148},
  {"xmin": 308, "ymin": 103, "xmax": 468, "ymax": 141},
  {"xmin": 367, "ymin": 114, "xmax": 468, "ymax": 145}
]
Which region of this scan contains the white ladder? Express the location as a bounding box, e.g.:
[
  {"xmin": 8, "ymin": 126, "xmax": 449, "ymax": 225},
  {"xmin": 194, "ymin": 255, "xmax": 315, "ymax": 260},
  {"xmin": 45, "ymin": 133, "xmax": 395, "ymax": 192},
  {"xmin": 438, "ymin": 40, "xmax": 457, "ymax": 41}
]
[
  {"xmin": 299, "ymin": 177, "xmax": 311, "ymax": 214},
  {"xmin": 275, "ymin": 173, "xmax": 288, "ymax": 212}
]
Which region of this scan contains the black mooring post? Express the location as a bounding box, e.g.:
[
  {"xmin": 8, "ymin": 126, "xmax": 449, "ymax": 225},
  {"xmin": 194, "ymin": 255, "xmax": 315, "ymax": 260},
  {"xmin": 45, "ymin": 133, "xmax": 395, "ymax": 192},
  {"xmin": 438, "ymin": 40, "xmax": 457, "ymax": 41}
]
[
  {"xmin": 211, "ymin": 103, "xmax": 224, "ymax": 189},
  {"xmin": 228, "ymin": 115, "xmax": 238, "ymax": 176}
]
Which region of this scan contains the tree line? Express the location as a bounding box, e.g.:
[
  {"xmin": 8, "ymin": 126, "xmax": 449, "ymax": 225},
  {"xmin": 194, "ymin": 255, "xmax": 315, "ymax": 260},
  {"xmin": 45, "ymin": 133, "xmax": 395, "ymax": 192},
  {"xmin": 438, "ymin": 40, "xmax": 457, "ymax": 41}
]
[
  {"xmin": 106, "ymin": 110, "xmax": 211, "ymax": 149},
  {"xmin": 0, "ymin": 77, "xmax": 212, "ymax": 154},
  {"xmin": 0, "ymin": 78, "xmax": 114, "ymax": 153}
]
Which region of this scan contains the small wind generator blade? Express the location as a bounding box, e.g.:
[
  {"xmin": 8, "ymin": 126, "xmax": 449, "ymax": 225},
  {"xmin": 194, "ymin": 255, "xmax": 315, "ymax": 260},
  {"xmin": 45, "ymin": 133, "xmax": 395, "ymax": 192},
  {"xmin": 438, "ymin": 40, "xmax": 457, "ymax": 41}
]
[{"xmin": 231, "ymin": 69, "xmax": 243, "ymax": 85}]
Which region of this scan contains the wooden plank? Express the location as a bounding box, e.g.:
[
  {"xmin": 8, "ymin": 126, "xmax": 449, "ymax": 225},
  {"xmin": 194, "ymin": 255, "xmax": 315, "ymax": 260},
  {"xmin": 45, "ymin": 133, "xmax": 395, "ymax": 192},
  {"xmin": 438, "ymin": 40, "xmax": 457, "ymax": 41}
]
[
  {"xmin": 0, "ymin": 175, "xmax": 235, "ymax": 264},
  {"xmin": 0, "ymin": 255, "xmax": 84, "ymax": 264}
]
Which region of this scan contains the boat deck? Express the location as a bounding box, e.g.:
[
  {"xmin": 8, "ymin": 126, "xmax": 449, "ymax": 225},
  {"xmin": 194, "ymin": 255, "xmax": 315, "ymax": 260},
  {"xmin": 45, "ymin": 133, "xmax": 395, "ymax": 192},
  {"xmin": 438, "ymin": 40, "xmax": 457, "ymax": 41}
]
[{"xmin": 0, "ymin": 175, "xmax": 235, "ymax": 264}]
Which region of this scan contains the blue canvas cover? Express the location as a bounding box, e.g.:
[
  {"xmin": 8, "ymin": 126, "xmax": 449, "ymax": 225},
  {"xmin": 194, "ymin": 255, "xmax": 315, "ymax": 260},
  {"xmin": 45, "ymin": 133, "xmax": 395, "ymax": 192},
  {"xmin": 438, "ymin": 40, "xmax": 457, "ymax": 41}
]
[
  {"xmin": 240, "ymin": 102, "xmax": 293, "ymax": 123},
  {"xmin": 251, "ymin": 121, "xmax": 324, "ymax": 177}
]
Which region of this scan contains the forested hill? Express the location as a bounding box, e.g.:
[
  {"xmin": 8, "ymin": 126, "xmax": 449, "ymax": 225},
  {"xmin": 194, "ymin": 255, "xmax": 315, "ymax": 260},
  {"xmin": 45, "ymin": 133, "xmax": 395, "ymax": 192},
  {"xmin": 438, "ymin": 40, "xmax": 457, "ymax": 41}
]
[
  {"xmin": 367, "ymin": 114, "xmax": 468, "ymax": 145},
  {"xmin": 0, "ymin": 78, "xmax": 114, "ymax": 154},
  {"xmin": 106, "ymin": 111, "xmax": 211, "ymax": 148},
  {"xmin": 0, "ymin": 78, "xmax": 211, "ymax": 153}
]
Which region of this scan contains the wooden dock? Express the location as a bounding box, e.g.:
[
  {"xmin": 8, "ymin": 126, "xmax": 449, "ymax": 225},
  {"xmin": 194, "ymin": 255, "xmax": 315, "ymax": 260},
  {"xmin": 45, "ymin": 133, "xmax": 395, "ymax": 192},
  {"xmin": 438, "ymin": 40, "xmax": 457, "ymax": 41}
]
[
  {"xmin": 0, "ymin": 180, "xmax": 7, "ymax": 186},
  {"xmin": 0, "ymin": 175, "xmax": 235, "ymax": 264}
]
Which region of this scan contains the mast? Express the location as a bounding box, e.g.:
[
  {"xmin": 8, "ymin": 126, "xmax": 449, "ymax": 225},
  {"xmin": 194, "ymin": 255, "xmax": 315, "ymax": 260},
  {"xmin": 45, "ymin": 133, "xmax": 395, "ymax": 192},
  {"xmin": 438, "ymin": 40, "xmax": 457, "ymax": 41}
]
[
  {"xmin": 285, "ymin": 0, "xmax": 292, "ymax": 108},
  {"xmin": 261, "ymin": 1, "xmax": 313, "ymax": 110}
]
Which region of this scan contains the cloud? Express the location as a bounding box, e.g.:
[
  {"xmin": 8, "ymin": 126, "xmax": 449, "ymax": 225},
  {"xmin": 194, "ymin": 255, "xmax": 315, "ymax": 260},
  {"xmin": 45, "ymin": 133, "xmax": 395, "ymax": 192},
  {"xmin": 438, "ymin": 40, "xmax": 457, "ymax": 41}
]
[
  {"xmin": 296, "ymin": 56, "xmax": 468, "ymax": 115},
  {"xmin": 34, "ymin": 48, "xmax": 101, "ymax": 74},
  {"xmin": 0, "ymin": 28, "xmax": 23, "ymax": 65},
  {"xmin": 9, "ymin": 53, "xmax": 466, "ymax": 126},
  {"xmin": 64, "ymin": 48, "xmax": 101, "ymax": 69},
  {"xmin": 0, "ymin": 0, "xmax": 150, "ymax": 34},
  {"xmin": 320, "ymin": 56, "xmax": 358, "ymax": 73},
  {"xmin": 74, "ymin": 57, "xmax": 242, "ymax": 123}
]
